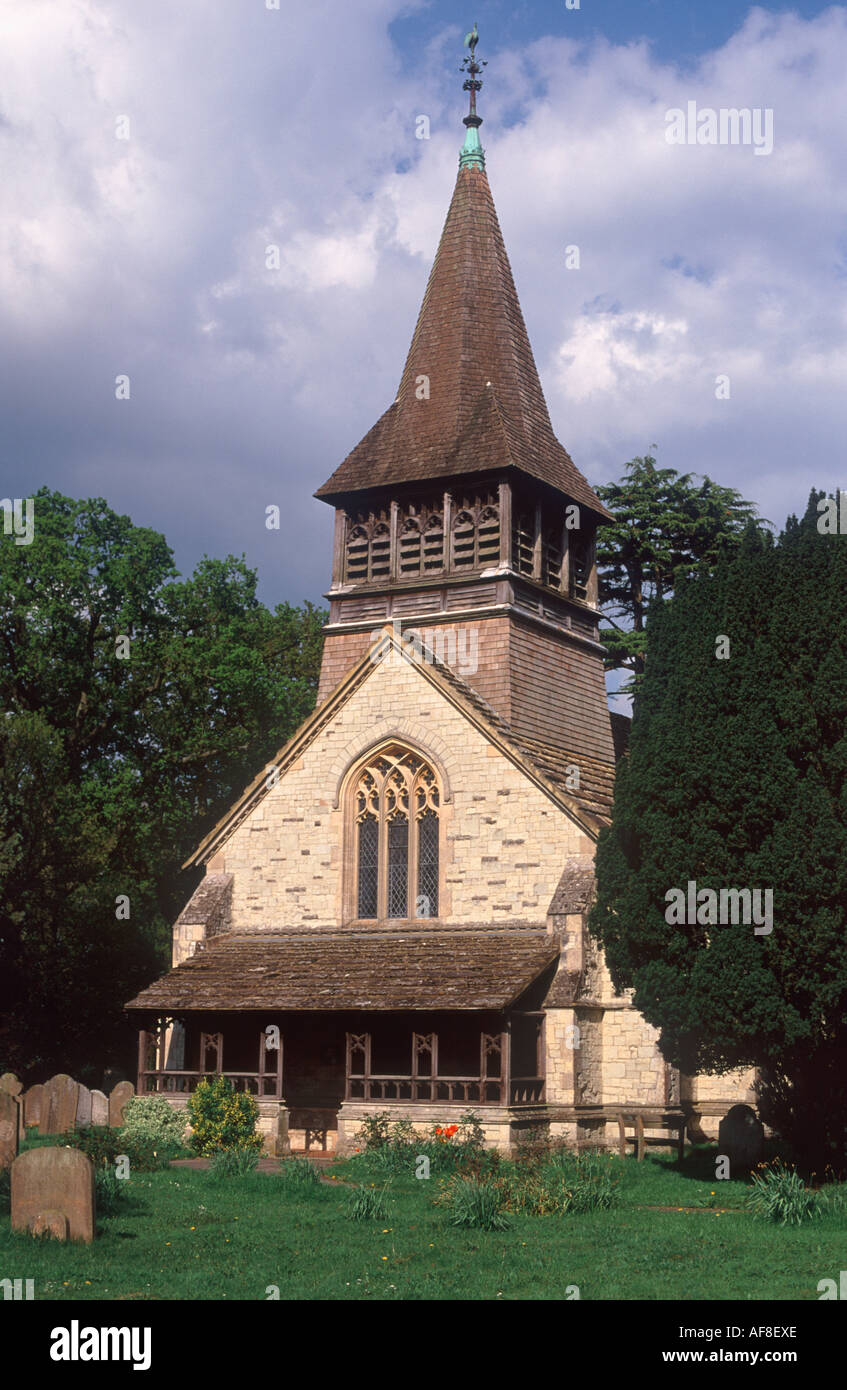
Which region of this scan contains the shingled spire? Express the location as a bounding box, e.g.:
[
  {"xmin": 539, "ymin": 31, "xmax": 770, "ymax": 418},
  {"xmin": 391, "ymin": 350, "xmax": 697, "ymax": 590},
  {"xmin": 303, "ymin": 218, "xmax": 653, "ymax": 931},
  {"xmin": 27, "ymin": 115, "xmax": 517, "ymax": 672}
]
[
  {"xmin": 315, "ymin": 31, "xmax": 616, "ymax": 772},
  {"xmin": 315, "ymin": 33, "xmax": 608, "ymax": 517}
]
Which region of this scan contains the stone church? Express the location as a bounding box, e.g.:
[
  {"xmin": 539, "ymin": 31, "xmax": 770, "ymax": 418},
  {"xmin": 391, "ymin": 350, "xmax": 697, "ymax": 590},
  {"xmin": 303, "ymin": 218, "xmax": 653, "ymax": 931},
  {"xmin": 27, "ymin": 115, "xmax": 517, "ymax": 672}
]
[{"xmin": 126, "ymin": 39, "xmax": 752, "ymax": 1154}]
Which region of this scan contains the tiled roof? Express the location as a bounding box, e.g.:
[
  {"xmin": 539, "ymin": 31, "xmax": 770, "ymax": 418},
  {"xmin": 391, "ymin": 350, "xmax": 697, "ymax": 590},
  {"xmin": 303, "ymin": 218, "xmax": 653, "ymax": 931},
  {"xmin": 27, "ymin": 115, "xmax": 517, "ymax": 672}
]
[
  {"xmin": 125, "ymin": 929, "xmax": 559, "ymax": 1013},
  {"xmin": 315, "ymin": 164, "xmax": 610, "ymax": 519}
]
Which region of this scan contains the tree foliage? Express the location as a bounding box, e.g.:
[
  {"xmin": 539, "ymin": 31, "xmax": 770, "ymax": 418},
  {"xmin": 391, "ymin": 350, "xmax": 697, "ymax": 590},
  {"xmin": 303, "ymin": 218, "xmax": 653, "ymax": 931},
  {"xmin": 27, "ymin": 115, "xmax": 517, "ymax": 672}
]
[
  {"xmin": 595, "ymin": 455, "xmax": 762, "ymax": 687},
  {"xmin": 0, "ymin": 489, "xmax": 324, "ymax": 1078},
  {"xmin": 589, "ymin": 492, "xmax": 847, "ymax": 1164}
]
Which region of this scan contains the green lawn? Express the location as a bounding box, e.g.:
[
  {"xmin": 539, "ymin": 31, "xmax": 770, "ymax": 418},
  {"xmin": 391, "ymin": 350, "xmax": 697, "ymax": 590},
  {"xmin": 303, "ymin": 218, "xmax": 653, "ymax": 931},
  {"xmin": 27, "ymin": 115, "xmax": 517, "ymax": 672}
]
[{"xmin": 1, "ymin": 1142, "xmax": 844, "ymax": 1301}]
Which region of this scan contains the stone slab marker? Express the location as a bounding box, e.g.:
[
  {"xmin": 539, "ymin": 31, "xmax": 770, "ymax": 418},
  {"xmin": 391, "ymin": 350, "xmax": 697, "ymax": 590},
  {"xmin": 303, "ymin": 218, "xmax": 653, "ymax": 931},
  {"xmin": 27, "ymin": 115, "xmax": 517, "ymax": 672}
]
[
  {"xmin": 0, "ymin": 1090, "xmax": 19, "ymax": 1170},
  {"xmin": 0, "ymin": 1073, "xmax": 22, "ymax": 1097},
  {"xmin": 40, "ymin": 1075, "xmax": 80, "ymax": 1136},
  {"xmin": 11, "ymin": 1147, "xmax": 95, "ymax": 1243},
  {"xmin": 22, "ymin": 1084, "xmax": 44, "ymax": 1129},
  {"xmin": 90, "ymin": 1090, "xmax": 109, "ymax": 1127},
  {"xmin": 75, "ymin": 1085, "xmax": 92, "ymax": 1130},
  {"xmin": 109, "ymin": 1081, "xmax": 135, "ymax": 1128},
  {"xmin": 718, "ymin": 1104, "xmax": 764, "ymax": 1171}
]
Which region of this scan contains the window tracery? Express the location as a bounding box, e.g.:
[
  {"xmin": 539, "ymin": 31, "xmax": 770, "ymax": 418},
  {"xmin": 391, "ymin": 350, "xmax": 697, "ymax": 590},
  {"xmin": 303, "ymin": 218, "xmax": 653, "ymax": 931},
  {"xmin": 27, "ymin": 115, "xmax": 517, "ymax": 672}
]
[{"xmin": 352, "ymin": 747, "xmax": 440, "ymax": 920}]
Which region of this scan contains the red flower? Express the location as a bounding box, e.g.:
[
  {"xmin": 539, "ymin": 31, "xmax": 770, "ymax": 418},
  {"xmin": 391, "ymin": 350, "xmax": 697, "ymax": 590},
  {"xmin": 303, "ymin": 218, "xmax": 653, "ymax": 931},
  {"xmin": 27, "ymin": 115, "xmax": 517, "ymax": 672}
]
[{"xmin": 435, "ymin": 1127, "xmax": 443, "ymax": 1135}]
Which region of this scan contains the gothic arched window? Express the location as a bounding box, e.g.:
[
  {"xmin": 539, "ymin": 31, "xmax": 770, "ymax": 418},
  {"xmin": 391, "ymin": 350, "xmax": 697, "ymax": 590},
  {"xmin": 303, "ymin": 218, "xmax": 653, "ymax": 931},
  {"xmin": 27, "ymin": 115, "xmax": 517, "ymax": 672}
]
[{"xmin": 352, "ymin": 746, "xmax": 440, "ymax": 920}]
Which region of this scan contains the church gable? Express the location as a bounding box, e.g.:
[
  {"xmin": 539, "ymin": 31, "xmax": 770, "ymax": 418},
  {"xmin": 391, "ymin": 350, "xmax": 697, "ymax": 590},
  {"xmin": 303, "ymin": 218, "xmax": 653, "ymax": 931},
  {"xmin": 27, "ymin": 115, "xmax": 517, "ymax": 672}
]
[{"xmin": 204, "ymin": 634, "xmax": 596, "ymax": 932}]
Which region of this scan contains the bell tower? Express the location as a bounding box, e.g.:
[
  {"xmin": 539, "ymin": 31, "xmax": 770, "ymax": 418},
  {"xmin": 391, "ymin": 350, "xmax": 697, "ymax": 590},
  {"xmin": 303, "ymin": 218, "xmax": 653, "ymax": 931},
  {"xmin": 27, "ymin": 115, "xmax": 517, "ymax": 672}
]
[{"xmin": 314, "ymin": 31, "xmax": 615, "ymax": 769}]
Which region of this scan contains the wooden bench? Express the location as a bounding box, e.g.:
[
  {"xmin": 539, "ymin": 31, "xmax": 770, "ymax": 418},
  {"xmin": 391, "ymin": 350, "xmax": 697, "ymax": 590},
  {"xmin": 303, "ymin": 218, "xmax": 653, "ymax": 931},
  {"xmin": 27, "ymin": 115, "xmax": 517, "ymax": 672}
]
[{"xmin": 616, "ymin": 1111, "xmax": 686, "ymax": 1162}]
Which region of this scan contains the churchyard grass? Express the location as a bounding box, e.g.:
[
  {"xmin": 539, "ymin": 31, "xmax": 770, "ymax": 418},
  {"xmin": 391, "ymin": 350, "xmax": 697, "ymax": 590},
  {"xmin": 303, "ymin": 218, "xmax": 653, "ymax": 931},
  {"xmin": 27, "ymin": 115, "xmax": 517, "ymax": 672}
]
[{"xmin": 1, "ymin": 1137, "xmax": 845, "ymax": 1300}]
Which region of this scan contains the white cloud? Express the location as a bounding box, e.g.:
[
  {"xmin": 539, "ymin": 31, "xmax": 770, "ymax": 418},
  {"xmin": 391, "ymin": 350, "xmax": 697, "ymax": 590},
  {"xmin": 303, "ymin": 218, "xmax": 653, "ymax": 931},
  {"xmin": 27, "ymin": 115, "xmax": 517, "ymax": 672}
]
[{"xmin": 1, "ymin": 1, "xmax": 845, "ymax": 603}]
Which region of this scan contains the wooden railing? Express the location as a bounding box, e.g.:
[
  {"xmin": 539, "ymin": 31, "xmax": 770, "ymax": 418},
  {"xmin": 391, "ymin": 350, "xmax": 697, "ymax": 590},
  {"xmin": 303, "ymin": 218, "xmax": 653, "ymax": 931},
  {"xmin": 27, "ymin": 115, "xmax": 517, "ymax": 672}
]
[
  {"xmin": 346, "ymin": 1074, "xmax": 507, "ymax": 1105},
  {"xmin": 138, "ymin": 1070, "xmax": 282, "ymax": 1099},
  {"xmin": 509, "ymin": 1077, "xmax": 546, "ymax": 1104}
]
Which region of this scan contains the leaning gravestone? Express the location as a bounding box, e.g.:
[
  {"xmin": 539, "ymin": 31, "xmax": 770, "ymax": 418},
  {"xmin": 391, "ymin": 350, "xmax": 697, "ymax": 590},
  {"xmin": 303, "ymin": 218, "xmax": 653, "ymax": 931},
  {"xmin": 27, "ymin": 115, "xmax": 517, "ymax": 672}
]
[
  {"xmin": 11, "ymin": 1147, "xmax": 95, "ymax": 1243},
  {"xmin": 0, "ymin": 1090, "xmax": 19, "ymax": 1169},
  {"xmin": 22, "ymin": 1083, "xmax": 44, "ymax": 1128},
  {"xmin": 75, "ymin": 1085, "xmax": 92, "ymax": 1130},
  {"xmin": 90, "ymin": 1089, "xmax": 109, "ymax": 1127},
  {"xmin": 40, "ymin": 1075, "xmax": 79, "ymax": 1136},
  {"xmin": 0, "ymin": 1073, "xmax": 22, "ymax": 1097},
  {"xmin": 718, "ymin": 1103, "xmax": 765, "ymax": 1171},
  {"xmin": 109, "ymin": 1081, "xmax": 135, "ymax": 1128}
]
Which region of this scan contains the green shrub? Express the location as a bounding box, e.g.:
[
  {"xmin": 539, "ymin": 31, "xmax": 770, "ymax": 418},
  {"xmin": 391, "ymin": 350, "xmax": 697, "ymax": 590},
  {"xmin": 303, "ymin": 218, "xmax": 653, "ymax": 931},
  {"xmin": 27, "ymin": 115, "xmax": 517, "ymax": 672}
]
[
  {"xmin": 0, "ymin": 1167, "xmax": 10, "ymax": 1213},
  {"xmin": 746, "ymin": 1162, "xmax": 822, "ymax": 1225},
  {"xmin": 209, "ymin": 1146, "xmax": 261, "ymax": 1179},
  {"xmin": 448, "ymin": 1177, "xmax": 510, "ymax": 1231},
  {"xmin": 278, "ymin": 1157, "xmax": 321, "ymax": 1188},
  {"xmin": 59, "ymin": 1126, "xmax": 171, "ymax": 1173},
  {"xmin": 187, "ymin": 1077, "xmax": 263, "ymax": 1157},
  {"xmin": 121, "ymin": 1095, "xmax": 187, "ymax": 1151},
  {"xmin": 346, "ymin": 1181, "xmax": 393, "ymax": 1221},
  {"xmin": 352, "ymin": 1108, "xmax": 488, "ymax": 1176}
]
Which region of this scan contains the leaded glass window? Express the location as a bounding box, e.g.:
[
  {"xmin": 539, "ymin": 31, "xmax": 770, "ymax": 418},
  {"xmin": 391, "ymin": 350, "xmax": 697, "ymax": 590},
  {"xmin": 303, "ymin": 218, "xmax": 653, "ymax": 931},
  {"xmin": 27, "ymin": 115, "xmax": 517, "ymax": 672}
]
[
  {"xmin": 352, "ymin": 746, "xmax": 440, "ymax": 920},
  {"xmin": 357, "ymin": 815, "xmax": 379, "ymax": 918},
  {"xmin": 417, "ymin": 810, "xmax": 439, "ymax": 917}
]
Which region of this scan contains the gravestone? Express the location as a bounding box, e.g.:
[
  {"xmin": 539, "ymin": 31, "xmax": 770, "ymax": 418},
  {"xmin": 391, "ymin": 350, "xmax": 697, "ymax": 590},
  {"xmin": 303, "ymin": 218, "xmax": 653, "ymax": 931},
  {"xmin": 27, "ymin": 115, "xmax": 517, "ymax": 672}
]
[
  {"xmin": 75, "ymin": 1085, "xmax": 92, "ymax": 1130},
  {"xmin": 90, "ymin": 1090, "xmax": 109, "ymax": 1127},
  {"xmin": 22, "ymin": 1084, "xmax": 44, "ymax": 1128},
  {"xmin": 40, "ymin": 1075, "xmax": 79, "ymax": 1136},
  {"xmin": 0, "ymin": 1090, "xmax": 19, "ymax": 1169},
  {"xmin": 11, "ymin": 1147, "xmax": 95, "ymax": 1243},
  {"xmin": 718, "ymin": 1104, "xmax": 764, "ymax": 1171},
  {"xmin": 109, "ymin": 1081, "xmax": 135, "ymax": 1128},
  {"xmin": 0, "ymin": 1073, "xmax": 22, "ymax": 1097}
]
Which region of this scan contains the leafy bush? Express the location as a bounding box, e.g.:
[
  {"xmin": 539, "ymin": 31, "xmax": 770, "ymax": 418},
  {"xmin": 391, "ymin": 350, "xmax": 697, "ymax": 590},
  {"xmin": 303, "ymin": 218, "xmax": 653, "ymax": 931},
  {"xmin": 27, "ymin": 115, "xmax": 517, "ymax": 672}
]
[
  {"xmin": 209, "ymin": 1146, "xmax": 261, "ymax": 1179},
  {"xmin": 59, "ymin": 1126, "xmax": 171, "ymax": 1172},
  {"xmin": 278, "ymin": 1157, "xmax": 321, "ymax": 1188},
  {"xmin": 352, "ymin": 1109, "xmax": 487, "ymax": 1175},
  {"xmin": 187, "ymin": 1077, "xmax": 263, "ymax": 1157},
  {"xmin": 447, "ymin": 1178, "xmax": 510, "ymax": 1231},
  {"xmin": 746, "ymin": 1162, "xmax": 822, "ymax": 1225},
  {"xmin": 121, "ymin": 1095, "xmax": 187, "ymax": 1152},
  {"xmin": 346, "ymin": 1181, "xmax": 393, "ymax": 1221}
]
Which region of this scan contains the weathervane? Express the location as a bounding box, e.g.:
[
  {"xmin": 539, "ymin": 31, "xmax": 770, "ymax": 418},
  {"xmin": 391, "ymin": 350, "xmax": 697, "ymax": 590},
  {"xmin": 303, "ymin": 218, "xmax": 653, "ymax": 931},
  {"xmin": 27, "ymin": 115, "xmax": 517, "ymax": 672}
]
[{"xmin": 459, "ymin": 23, "xmax": 487, "ymax": 170}]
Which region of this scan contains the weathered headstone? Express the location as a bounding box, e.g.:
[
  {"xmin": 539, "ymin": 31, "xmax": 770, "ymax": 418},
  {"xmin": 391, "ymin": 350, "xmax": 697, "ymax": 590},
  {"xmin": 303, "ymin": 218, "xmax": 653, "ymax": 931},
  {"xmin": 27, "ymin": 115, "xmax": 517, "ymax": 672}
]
[
  {"xmin": 75, "ymin": 1085, "xmax": 92, "ymax": 1130},
  {"xmin": 40, "ymin": 1074, "xmax": 79, "ymax": 1136},
  {"xmin": 718, "ymin": 1104, "xmax": 764, "ymax": 1171},
  {"xmin": 90, "ymin": 1090, "xmax": 109, "ymax": 1127},
  {"xmin": 109, "ymin": 1080, "xmax": 135, "ymax": 1128},
  {"xmin": 0, "ymin": 1072, "xmax": 22, "ymax": 1097},
  {"xmin": 22, "ymin": 1083, "xmax": 44, "ymax": 1128},
  {"xmin": 0, "ymin": 1090, "xmax": 19, "ymax": 1169},
  {"xmin": 11, "ymin": 1147, "xmax": 96, "ymax": 1243}
]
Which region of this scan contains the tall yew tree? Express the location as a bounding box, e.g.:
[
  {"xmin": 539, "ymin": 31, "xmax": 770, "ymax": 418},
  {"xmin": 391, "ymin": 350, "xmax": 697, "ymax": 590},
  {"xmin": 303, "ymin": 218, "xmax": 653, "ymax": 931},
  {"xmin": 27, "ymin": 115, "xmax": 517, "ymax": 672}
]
[
  {"xmin": 0, "ymin": 489, "xmax": 324, "ymax": 1079},
  {"xmin": 590, "ymin": 492, "xmax": 847, "ymax": 1166}
]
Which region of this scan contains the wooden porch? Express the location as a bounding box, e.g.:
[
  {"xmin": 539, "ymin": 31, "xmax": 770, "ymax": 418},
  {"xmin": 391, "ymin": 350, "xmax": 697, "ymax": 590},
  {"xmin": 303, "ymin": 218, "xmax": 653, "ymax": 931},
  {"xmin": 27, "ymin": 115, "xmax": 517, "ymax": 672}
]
[{"xmin": 136, "ymin": 1013, "xmax": 546, "ymax": 1108}]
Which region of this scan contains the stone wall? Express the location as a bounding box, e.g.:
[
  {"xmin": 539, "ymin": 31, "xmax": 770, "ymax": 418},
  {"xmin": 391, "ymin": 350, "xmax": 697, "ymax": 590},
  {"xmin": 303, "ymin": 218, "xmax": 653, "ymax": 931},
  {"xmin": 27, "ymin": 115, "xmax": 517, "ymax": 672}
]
[{"xmin": 215, "ymin": 649, "xmax": 595, "ymax": 929}]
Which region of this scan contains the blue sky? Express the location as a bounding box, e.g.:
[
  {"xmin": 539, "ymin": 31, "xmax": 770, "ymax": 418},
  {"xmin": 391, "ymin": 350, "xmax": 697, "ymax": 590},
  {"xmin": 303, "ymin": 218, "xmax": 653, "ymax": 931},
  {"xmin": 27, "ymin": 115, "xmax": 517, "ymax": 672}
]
[
  {"xmin": 2, "ymin": 0, "xmax": 846, "ymax": 660},
  {"xmin": 391, "ymin": 0, "xmax": 834, "ymax": 68}
]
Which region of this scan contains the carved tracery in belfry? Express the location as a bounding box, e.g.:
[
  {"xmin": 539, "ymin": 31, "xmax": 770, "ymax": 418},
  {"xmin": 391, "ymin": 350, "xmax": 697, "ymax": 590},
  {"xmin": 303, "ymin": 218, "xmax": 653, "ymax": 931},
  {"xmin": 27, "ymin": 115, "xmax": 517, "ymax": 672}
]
[{"xmin": 353, "ymin": 746, "xmax": 440, "ymax": 920}]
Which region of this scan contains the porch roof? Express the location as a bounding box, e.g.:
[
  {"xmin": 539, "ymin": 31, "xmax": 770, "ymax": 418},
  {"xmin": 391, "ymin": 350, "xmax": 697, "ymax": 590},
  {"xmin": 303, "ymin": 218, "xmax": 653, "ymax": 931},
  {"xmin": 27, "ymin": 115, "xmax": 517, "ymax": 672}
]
[{"xmin": 124, "ymin": 929, "xmax": 559, "ymax": 1013}]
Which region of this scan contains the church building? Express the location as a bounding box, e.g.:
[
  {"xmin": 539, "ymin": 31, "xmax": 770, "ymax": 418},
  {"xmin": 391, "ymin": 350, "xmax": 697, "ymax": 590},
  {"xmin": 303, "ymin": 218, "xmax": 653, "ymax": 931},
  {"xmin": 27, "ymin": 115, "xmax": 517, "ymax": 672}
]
[{"xmin": 126, "ymin": 35, "xmax": 751, "ymax": 1154}]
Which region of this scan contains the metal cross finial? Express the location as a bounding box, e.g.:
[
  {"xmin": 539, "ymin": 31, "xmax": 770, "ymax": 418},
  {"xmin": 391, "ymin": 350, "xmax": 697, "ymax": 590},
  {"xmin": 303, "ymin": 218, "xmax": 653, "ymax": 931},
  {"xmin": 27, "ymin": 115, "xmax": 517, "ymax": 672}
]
[
  {"xmin": 459, "ymin": 23, "xmax": 487, "ymax": 169},
  {"xmin": 460, "ymin": 22, "xmax": 487, "ymax": 124}
]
